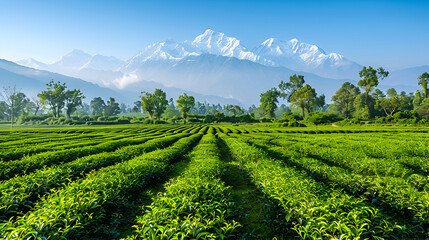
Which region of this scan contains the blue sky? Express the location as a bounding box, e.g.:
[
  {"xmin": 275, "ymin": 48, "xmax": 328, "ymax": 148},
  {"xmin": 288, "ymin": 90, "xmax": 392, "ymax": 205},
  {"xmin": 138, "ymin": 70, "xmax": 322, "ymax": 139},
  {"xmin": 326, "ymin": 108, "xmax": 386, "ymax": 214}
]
[{"xmin": 0, "ymin": 0, "xmax": 428, "ymax": 70}]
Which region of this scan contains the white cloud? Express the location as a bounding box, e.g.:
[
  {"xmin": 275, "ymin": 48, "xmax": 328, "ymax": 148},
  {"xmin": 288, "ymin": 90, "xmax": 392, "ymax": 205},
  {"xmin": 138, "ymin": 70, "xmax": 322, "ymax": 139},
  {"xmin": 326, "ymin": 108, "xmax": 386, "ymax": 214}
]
[{"xmin": 111, "ymin": 72, "xmax": 140, "ymax": 89}]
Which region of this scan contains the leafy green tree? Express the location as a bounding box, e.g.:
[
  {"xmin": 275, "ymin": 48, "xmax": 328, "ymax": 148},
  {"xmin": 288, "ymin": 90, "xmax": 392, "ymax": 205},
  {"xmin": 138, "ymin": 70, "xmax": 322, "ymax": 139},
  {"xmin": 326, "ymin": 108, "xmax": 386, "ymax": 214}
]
[
  {"xmin": 331, "ymin": 82, "xmax": 360, "ymax": 118},
  {"xmin": 1, "ymin": 86, "xmax": 29, "ymax": 127},
  {"xmin": 176, "ymin": 93, "xmax": 195, "ymax": 123},
  {"xmin": 163, "ymin": 107, "xmax": 180, "ymax": 119},
  {"xmin": 400, "ymin": 91, "xmax": 414, "ymax": 111},
  {"xmin": 141, "ymin": 89, "xmax": 168, "ymax": 120},
  {"xmin": 375, "ymin": 88, "xmax": 405, "ymax": 116},
  {"xmin": 38, "ymin": 81, "xmax": 67, "ymax": 117},
  {"xmin": 25, "ymin": 101, "xmax": 37, "ymax": 115},
  {"xmin": 132, "ymin": 101, "xmax": 142, "ymax": 113},
  {"xmin": 90, "ymin": 97, "xmax": 106, "ymax": 115},
  {"xmin": 141, "ymin": 92, "xmax": 155, "ymax": 118},
  {"xmin": 416, "ymin": 98, "xmax": 429, "ymax": 118},
  {"xmin": 75, "ymin": 103, "xmax": 90, "ymax": 116},
  {"xmin": 413, "ymin": 90, "xmax": 424, "ymax": 109},
  {"xmin": 12, "ymin": 92, "xmax": 29, "ymax": 118},
  {"xmin": 65, "ymin": 89, "xmax": 85, "ymax": 118},
  {"xmin": 275, "ymin": 104, "xmax": 290, "ymax": 118},
  {"xmin": 225, "ymin": 105, "xmax": 243, "ymax": 116},
  {"xmin": 259, "ymin": 88, "xmax": 281, "ymax": 118},
  {"xmin": 207, "ymin": 105, "xmax": 218, "ymax": 115},
  {"xmin": 372, "ymin": 89, "xmax": 386, "ymax": 100},
  {"xmin": 353, "ymin": 94, "xmax": 374, "ymax": 119},
  {"xmin": 0, "ymin": 101, "xmax": 8, "ymax": 121},
  {"xmin": 152, "ymin": 89, "xmax": 168, "ymax": 119},
  {"xmin": 104, "ymin": 97, "xmax": 120, "ymax": 116},
  {"xmin": 214, "ymin": 112, "xmax": 225, "ymax": 122},
  {"xmin": 418, "ymin": 72, "xmax": 429, "ymax": 98},
  {"xmin": 289, "ymin": 84, "xmax": 325, "ymax": 118},
  {"xmin": 279, "ymin": 74, "xmax": 305, "ymax": 101},
  {"xmin": 358, "ymin": 66, "xmax": 389, "ymax": 104},
  {"xmin": 31, "ymin": 96, "xmax": 42, "ymax": 115}
]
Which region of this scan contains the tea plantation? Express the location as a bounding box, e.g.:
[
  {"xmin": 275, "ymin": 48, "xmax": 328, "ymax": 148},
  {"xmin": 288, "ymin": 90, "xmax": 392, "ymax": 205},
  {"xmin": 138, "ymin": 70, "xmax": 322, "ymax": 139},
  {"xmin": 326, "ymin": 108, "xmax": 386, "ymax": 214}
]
[{"xmin": 0, "ymin": 125, "xmax": 428, "ymax": 239}]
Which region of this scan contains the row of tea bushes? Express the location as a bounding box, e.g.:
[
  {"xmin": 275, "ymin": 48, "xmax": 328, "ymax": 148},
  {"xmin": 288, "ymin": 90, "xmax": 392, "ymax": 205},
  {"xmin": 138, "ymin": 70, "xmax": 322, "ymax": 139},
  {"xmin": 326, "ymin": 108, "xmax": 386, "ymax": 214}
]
[
  {"xmin": 0, "ymin": 134, "xmax": 203, "ymax": 239},
  {"xmin": 129, "ymin": 132, "xmax": 241, "ymax": 239},
  {"xmin": 219, "ymin": 133, "xmax": 405, "ymax": 239},
  {"xmin": 0, "ymin": 133, "xmax": 190, "ymax": 222}
]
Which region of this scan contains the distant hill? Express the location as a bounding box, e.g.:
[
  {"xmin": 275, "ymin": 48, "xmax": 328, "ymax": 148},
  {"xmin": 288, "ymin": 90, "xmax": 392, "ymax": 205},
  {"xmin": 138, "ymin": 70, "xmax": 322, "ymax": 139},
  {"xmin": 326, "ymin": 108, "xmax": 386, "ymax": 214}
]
[
  {"xmin": 0, "ymin": 59, "xmax": 126, "ymax": 102},
  {"xmin": 125, "ymin": 54, "xmax": 354, "ymax": 105},
  {"xmin": 0, "ymin": 59, "xmax": 240, "ymax": 106}
]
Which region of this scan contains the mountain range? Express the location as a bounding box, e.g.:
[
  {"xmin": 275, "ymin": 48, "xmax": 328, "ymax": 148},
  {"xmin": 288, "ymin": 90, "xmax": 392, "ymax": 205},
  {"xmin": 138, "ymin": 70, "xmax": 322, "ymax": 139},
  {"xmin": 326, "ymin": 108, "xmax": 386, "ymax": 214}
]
[
  {"xmin": 0, "ymin": 59, "xmax": 240, "ymax": 107},
  {"xmin": 10, "ymin": 29, "xmax": 429, "ymax": 106}
]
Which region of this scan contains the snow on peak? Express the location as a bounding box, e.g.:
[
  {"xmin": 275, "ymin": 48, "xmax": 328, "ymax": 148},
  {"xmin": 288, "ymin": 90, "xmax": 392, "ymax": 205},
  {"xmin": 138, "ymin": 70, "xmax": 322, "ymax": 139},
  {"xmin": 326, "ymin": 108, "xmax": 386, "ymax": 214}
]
[
  {"xmin": 191, "ymin": 29, "xmax": 261, "ymax": 62},
  {"xmin": 192, "ymin": 29, "xmax": 237, "ymax": 55},
  {"xmin": 254, "ymin": 37, "xmax": 346, "ymax": 68},
  {"xmin": 133, "ymin": 40, "xmax": 197, "ymax": 62},
  {"xmin": 261, "ymin": 38, "xmax": 277, "ymax": 47},
  {"xmin": 126, "ymin": 29, "xmax": 265, "ymax": 67}
]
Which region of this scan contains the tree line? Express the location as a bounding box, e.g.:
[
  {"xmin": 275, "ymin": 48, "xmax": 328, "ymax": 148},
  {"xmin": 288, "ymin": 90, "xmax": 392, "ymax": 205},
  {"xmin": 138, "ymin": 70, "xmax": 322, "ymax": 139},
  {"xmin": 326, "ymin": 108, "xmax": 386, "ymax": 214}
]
[
  {"xmin": 1, "ymin": 67, "xmax": 428, "ymax": 126},
  {"xmin": 258, "ymin": 67, "xmax": 429, "ymax": 123}
]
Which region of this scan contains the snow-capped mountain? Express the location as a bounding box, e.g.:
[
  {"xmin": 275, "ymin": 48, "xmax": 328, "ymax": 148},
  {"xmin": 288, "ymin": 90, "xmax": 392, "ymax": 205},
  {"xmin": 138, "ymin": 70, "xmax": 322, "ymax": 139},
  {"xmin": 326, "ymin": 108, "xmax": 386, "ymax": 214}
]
[
  {"xmin": 122, "ymin": 40, "xmax": 198, "ymax": 72},
  {"xmin": 251, "ymin": 38, "xmax": 361, "ymax": 78},
  {"xmin": 120, "ymin": 29, "xmax": 360, "ymax": 79},
  {"xmin": 190, "ymin": 29, "xmax": 265, "ymax": 63},
  {"xmin": 123, "ymin": 29, "xmax": 267, "ymax": 71},
  {"xmin": 18, "ymin": 29, "xmax": 361, "ymax": 82}
]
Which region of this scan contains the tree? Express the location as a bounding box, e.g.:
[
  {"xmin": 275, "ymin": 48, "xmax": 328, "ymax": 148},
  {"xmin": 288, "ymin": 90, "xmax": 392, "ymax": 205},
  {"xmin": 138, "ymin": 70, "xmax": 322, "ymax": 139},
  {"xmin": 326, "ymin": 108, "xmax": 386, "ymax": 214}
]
[
  {"xmin": 140, "ymin": 89, "xmax": 168, "ymax": 120},
  {"xmin": 0, "ymin": 101, "xmax": 8, "ymax": 121},
  {"xmin": 418, "ymin": 72, "xmax": 429, "ymax": 98},
  {"xmin": 372, "ymin": 89, "xmax": 386, "ymax": 100},
  {"xmin": 331, "ymin": 82, "xmax": 360, "ymax": 118},
  {"xmin": 1, "ymin": 86, "xmax": 27, "ymax": 127},
  {"xmin": 132, "ymin": 101, "xmax": 142, "ymax": 113},
  {"xmin": 152, "ymin": 89, "xmax": 168, "ymax": 119},
  {"xmin": 120, "ymin": 103, "xmax": 127, "ymax": 114},
  {"xmin": 90, "ymin": 97, "xmax": 106, "ymax": 115},
  {"xmin": 375, "ymin": 88, "xmax": 405, "ymax": 116},
  {"xmin": 104, "ymin": 97, "xmax": 120, "ymax": 116},
  {"xmin": 357, "ymin": 66, "xmax": 389, "ymax": 105},
  {"xmin": 65, "ymin": 89, "xmax": 85, "ymax": 118},
  {"xmin": 31, "ymin": 96, "xmax": 42, "ymax": 115},
  {"xmin": 259, "ymin": 88, "xmax": 281, "ymax": 118},
  {"xmin": 275, "ymin": 104, "xmax": 290, "ymax": 118},
  {"xmin": 225, "ymin": 105, "xmax": 243, "ymax": 116},
  {"xmin": 176, "ymin": 93, "xmax": 195, "ymax": 123},
  {"xmin": 413, "ymin": 90, "xmax": 424, "ymax": 109},
  {"xmin": 75, "ymin": 103, "xmax": 90, "ymax": 117},
  {"xmin": 278, "ymin": 74, "xmax": 305, "ymax": 101},
  {"xmin": 38, "ymin": 80, "xmax": 67, "ymax": 117},
  {"xmin": 141, "ymin": 92, "xmax": 155, "ymax": 119},
  {"xmin": 289, "ymin": 84, "xmax": 324, "ymax": 118},
  {"xmin": 416, "ymin": 98, "xmax": 429, "ymax": 118}
]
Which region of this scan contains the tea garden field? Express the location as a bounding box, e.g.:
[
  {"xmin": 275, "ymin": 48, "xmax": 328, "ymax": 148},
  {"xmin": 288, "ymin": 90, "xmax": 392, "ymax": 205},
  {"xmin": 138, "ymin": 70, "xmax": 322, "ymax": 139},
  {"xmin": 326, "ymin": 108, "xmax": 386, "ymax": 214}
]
[{"xmin": 0, "ymin": 124, "xmax": 428, "ymax": 239}]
